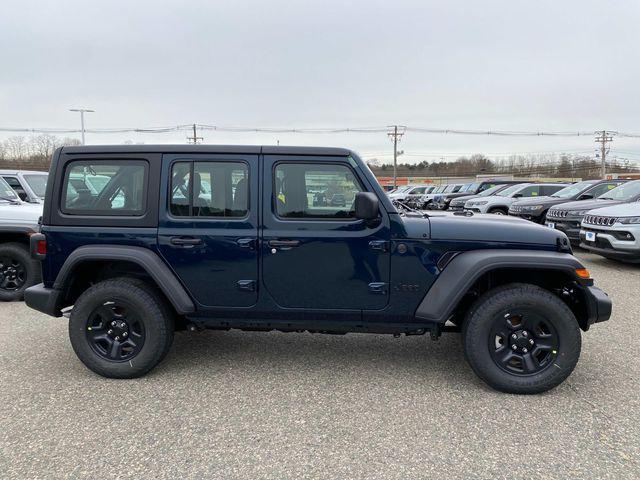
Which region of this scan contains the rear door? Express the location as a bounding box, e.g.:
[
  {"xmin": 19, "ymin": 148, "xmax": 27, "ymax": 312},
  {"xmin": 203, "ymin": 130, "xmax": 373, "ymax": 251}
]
[
  {"xmin": 261, "ymin": 155, "xmax": 391, "ymax": 311},
  {"xmin": 157, "ymin": 154, "xmax": 259, "ymax": 308}
]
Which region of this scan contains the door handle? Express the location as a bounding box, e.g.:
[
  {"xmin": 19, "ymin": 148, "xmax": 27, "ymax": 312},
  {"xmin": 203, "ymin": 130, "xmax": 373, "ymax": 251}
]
[
  {"xmin": 237, "ymin": 238, "xmax": 256, "ymax": 250},
  {"xmin": 169, "ymin": 236, "xmax": 203, "ymax": 247},
  {"xmin": 268, "ymin": 239, "xmax": 300, "ymax": 248}
]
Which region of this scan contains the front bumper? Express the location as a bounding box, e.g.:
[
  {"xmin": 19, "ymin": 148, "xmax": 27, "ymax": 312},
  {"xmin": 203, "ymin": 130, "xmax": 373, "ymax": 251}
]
[
  {"xmin": 24, "ymin": 283, "xmax": 63, "ymax": 317},
  {"xmin": 579, "ymin": 230, "xmax": 640, "ymax": 262},
  {"xmin": 508, "ymin": 211, "xmax": 545, "ymax": 223},
  {"xmin": 583, "ymin": 285, "xmax": 612, "ymax": 327},
  {"xmin": 545, "ymin": 218, "xmax": 582, "ymax": 244}
]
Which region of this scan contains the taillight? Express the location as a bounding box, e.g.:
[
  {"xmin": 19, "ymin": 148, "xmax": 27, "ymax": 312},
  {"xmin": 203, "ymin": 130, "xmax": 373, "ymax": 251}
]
[
  {"xmin": 36, "ymin": 239, "xmax": 47, "ymax": 255},
  {"xmin": 30, "ymin": 233, "xmax": 47, "ymax": 259}
]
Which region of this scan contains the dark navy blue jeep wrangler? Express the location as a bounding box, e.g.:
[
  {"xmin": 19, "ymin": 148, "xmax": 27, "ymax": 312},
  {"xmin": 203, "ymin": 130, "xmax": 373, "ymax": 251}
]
[{"xmin": 25, "ymin": 145, "xmax": 611, "ymax": 393}]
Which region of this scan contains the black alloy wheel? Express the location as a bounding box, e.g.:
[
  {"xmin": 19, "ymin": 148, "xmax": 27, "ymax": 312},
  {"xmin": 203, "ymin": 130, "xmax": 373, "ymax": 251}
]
[
  {"xmin": 0, "ymin": 255, "xmax": 27, "ymax": 292},
  {"xmin": 488, "ymin": 308, "xmax": 559, "ymax": 376},
  {"xmin": 85, "ymin": 301, "xmax": 146, "ymax": 362}
]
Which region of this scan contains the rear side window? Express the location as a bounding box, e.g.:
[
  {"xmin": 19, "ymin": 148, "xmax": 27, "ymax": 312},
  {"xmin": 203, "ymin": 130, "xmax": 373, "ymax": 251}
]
[
  {"xmin": 274, "ymin": 163, "xmax": 362, "ymax": 219},
  {"xmin": 170, "ymin": 161, "xmax": 249, "ymax": 218},
  {"xmin": 517, "ymin": 185, "xmax": 540, "ymax": 197},
  {"xmin": 588, "ymin": 182, "xmax": 619, "ymax": 198},
  {"xmin": 3, "ymin": 176, "xmax": 27, "ymax": 201},
  {"xmin": 61, "ymin": 161, "xmax": 147, "ymax": 215}
]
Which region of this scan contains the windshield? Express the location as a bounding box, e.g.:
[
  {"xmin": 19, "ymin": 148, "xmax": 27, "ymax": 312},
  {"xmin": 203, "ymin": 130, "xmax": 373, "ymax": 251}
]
[
  {"xmin": 465, "ymin": 182, "xmax": 480, "ymax": 193},
  {"xmin": 551, "ymin": 181, "xmax": 595, "ymax": 199},
  {"xmin": 477, "ymin": 184, "xmax": 507, "ymax": 197},
  {"xmin": 497, "ymin": 183, "xmax": 529, "ymax": 197},
  {"xmin": 434, "ymin": 185, "xmax": 446, "ymax": 193},
  {"xmin": 444, "ymin": 184, "xmax": 458, "ymax": 193},
  {"xmin": 23, "ymin": 174, "xmax": 48, "ymax": 198},
  {"xmin": 0, "ymin": 177, "xmax": 19, "ymax": 202},
  {"xmin": 459, "ymin": 183, "xmax": 474, "ymax": 192},
  {"xmin": 599, "ymin": 180, "xmax": 640, "ymax": 200}
]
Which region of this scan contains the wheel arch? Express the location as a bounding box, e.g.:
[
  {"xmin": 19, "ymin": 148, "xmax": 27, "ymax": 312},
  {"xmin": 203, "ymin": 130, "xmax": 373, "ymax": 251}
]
[
  {"xmin": 414, "ymin": 249, "xmax": 593, "ymax": 330},
  {"xmin": 54, "ymin": 245, "xmax": 195, "ymax": 315}
]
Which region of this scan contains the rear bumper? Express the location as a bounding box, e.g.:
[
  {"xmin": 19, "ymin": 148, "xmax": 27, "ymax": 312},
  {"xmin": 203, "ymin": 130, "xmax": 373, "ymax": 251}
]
[
  {"xmin": 583, "ymin": 285, "xmax": 612, "ymax": 327},
  {"xmin": 24, "ymin": 283, "xmax": 63, "ymax": 317}
]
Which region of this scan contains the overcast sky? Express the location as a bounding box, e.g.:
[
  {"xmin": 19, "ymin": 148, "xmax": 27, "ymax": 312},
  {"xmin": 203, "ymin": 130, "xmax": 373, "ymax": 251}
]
[{"xmin": 1, "ymin": 0, "xmax": 639, "ymax": 163}]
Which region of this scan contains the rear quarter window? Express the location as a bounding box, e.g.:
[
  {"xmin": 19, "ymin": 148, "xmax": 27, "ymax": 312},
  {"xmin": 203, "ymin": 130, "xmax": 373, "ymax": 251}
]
[{"xmin": 61, "ymin": 160, "xmax": 148, "ymax": 216}]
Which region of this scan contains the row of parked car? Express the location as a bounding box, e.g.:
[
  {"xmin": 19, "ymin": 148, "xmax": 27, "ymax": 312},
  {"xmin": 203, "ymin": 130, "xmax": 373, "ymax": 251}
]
[{"xmin": 387, "ymin": 178, "xmax": 640, "ymax": 263}]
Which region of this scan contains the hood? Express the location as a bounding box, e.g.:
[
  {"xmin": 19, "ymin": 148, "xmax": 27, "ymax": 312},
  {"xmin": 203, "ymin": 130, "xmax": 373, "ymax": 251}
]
[
  {"xmin": 584, "ymin": 202, "xmax": 640, "ymax": 217},
  {"xmin": 0, "ymin": 202, "xmax": 43, "ymax": 226},
  {"xmin": 450, "ymin": 194, "xmax": 482, "ymax": 204},
  {"xmin": 548, "ymin": 198, "xmax": 621, "ymax": 213},
  {"xmin": 510, "ymin": 196, "xmax": 554, "ymax": 206},
  {"xmin": 427, "ymin": 212, "xmax": 568, "ymax": 246}
]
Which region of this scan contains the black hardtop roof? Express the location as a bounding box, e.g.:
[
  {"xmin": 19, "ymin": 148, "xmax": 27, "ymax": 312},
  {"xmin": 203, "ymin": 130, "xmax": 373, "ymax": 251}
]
[{"xmin": 60, "ymin": 144, "xmax": 352, "ymax": 156}]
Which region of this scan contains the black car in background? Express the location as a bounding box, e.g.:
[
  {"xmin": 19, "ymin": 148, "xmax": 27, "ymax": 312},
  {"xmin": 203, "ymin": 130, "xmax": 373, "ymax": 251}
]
[
  {"xmin": 509, "ymin": 179, "xmax": 627, "ymax": 224},
  {"xmin": 430, "ymin": 179, "xmax": 522, "ymax": 210},
  {"xmin": 546, "ymin": 180, "xmax": 640, "ymax": 245}
]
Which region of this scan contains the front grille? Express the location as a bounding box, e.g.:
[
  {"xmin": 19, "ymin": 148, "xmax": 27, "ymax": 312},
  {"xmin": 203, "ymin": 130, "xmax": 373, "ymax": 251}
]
[
  {"xmin": 548, "ymin": 209, "xmax": 568, "ymax": 218},
  {"xmin": 583, "ymin": 215, "xmax": 617, "ymax": 226}
]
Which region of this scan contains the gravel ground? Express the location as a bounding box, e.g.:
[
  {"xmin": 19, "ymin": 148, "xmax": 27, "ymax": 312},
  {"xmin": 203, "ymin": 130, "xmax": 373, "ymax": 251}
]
[{"xmin": 1, "ymin": 251, "xmax": 639, "ymax": 479}]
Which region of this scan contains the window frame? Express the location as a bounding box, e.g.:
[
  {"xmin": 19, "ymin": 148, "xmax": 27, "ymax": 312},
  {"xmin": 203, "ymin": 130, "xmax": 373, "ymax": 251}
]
[
  {"xmin": 60, "ymin": 159, "xmax": 149, "ymax": 217},
  {"xmin": 272, "ymin": 160, "xmax": 366, "ymax": 222},
  {"xmin": 167, "ymin": 158, "xmax": 251, "ymax": 221}
]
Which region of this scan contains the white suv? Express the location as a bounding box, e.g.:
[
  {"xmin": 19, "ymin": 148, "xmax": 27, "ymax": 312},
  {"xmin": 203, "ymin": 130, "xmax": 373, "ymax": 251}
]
[
  {"xmin": 580, "ymin": 203, "xmax": 640, "ymax": 263},
  {"xmin": 464, "ymin": 183, "xmax": 568, "ymax": 214},
  {"xmin": 0, "ymin": 169, "xmax": 48, "ymax": 204}
]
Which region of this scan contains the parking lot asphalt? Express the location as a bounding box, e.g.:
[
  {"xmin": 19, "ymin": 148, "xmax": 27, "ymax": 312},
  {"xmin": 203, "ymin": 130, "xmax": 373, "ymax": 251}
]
[{"xmin": 1, "ymin": 251, "xmax": 639, "ymax": 479}]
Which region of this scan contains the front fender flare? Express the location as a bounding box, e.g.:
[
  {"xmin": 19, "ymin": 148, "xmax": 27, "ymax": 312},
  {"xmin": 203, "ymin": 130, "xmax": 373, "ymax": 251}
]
[{"xmin": 414, "ymin": 249, "xmax": 585, "ymax": 323}]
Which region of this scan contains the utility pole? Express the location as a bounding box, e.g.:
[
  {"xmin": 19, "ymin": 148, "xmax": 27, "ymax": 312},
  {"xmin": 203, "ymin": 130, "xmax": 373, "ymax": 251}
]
[
  {"xmin": 69, "ymin": 108, "xmax": 95, "ymax": 145},
  {"xmin": 595, "ymin": 130, "xmax": 614, "ymax": 179},
  {"xmin": 387, "ymin": 125, "xmax": 405, "ymax": 189},
  {"xmin": 187, "ymin": 123, "xmax": 203, "ymax": 144}
]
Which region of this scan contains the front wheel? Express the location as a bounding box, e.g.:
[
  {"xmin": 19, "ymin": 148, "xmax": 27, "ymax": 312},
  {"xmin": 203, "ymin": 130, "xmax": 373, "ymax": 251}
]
[
  {"xmin": 462, "ymin": 283, "xmax": 581, "ymax": 394},
  {"xmin": 69, "ymin": 278, "xmax": 175, "ymax": 378}
]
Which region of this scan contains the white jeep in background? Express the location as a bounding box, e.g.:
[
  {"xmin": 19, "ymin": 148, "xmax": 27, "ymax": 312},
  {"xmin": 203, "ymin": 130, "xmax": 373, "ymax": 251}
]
[
  {"xmin": 580, "ymin": 202, "xmax": 640, "ymax": 263},
  {"xmin": 0, "ymin": 177, "xmax": 43, "ymax": 300},
  {"xmin": 0, "ymin": 169, "xmax": 48, "ymax": 204}
]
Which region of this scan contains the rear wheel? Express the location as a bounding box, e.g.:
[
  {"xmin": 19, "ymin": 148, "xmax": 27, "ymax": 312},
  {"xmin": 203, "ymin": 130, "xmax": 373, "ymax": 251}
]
[
  {"xmin": 69, "ymin": 278, "xmax": 174, "ymax": 378},
  {"xmin": 0, "ymin": 242, "xmax": 40, "ymax": 301},
  {"xmin": 462, "ymin": 283, "xmax": 581, "ymax": 394}
]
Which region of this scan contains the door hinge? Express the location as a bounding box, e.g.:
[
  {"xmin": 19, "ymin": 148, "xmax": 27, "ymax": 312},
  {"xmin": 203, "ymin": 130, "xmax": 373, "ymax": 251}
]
[
  {"xmin": 237, "ymin": 280, "xmax": 256, "ymax": 292},
  {"xmin": 368, "ymin": 240, "xmax": 389, "ymax": 253},
  {"xmin": 368, "ymin": 282, "xmax": 388, "ymax": 294}
]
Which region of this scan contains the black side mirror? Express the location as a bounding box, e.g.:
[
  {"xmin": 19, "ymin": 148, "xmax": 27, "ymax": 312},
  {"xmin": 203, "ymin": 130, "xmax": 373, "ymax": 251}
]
[
  {"xmin": 355, "ymin": 192, "xmax": 379, "ymax": 220},
  {"xmin": 578, "ymin": 193, "xmax": 593, "ymax": 200},
  {"xmin": 513, "ymin": 193, "xmax": 523, "ymax": 198}
]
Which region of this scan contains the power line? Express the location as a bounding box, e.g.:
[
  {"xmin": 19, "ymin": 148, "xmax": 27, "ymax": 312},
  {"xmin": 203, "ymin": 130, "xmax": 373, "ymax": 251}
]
[{"xmin": 186, "ymin": 124, "xmax": 203, "ymax": 144}]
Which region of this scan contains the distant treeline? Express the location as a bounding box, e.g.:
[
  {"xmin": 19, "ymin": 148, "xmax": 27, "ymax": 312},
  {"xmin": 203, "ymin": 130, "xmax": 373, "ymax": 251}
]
[
  {"xmin": 368, "ymin": 153, "xmax": 639, "ymax": 179},
  {"xmin": 0, "ymin": 134, "xmax": 81, "ymax": 171}
]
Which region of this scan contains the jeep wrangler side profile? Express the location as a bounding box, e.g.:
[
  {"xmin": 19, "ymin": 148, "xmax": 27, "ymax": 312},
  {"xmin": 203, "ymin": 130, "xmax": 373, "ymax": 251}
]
[{"xmin": 25, "ymin": 145, "xmax": 611, "ymax": 394}]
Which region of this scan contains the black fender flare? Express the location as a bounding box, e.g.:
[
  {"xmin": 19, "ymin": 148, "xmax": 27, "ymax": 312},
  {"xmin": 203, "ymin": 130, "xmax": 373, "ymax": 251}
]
[
  {"xmin": 54, "ymin": 245, "xmax": 195, "ymax": 314},
  {"xmin": 414, "ymin": 249, "xmax": 586, "ymax": 323}
]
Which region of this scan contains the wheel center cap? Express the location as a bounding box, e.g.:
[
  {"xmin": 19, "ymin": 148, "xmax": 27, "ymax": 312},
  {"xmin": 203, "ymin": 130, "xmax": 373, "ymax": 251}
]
[{"xmin": 510, "ymin": 330, "xmax": 534, "ymax": 351}]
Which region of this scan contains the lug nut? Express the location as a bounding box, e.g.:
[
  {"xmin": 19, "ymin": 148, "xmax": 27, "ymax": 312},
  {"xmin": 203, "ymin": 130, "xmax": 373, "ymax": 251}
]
[
  {"xmin": 522, "ymin": 331, "xmax": 528, "ymax": 337},
  {"xmin": 529, "ymin": 339, "xmax": 534, "ymax": 345},
  {"xmin": 512, "ymin": 344, "xmax": 517, "ymax": 350},
  {"xmin": 115, "ymin": 336, "xmax": 120, "ymax": 341},
  {"xmin": 522, "ymin": 348, "xmax": 528, "ymax": 353},
  {"xmin": 111, "ymin": 321, "xmax": 117, "ymax": 327},
  {"xmin": 122, "ymin": 332, "xmax": 128, "ymax": 337},
  {"xmin": 107, "ymin": 329, "xmax": 113, "ymax": 334},
  {"xmin": 511, "ymin": 334, "xmax": 517, "ymax": 339}
]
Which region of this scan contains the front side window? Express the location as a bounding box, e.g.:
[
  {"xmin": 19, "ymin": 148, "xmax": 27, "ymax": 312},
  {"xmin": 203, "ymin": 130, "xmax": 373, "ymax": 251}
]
[
  {"xmin": 275, "ymin": 163, "xmax": 362, "ymax": 219},
  {"xmin": 588, "ymin": 182, "xmax": 621, "ymax": 198},
  {"xmin": 3, "ymin": 176, "xmax": 27, "ymax": 201},
  {"xmin": 0, "ymin": 177, "xmax": 19, "ymax": 202},
  {"xmin": 170, "ymin": 161, "xmax": 248, "ymax": 218},
  {"xmin": 599, "ymin": 180, "xmax": 640, "ymax": 200},
  {"xmin": 62, "ymin": 161, "xmax": 147, "ymax": 215}
]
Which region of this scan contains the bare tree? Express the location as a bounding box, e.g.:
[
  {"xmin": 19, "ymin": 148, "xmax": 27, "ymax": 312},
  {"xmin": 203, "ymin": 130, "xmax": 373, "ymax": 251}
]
[
  {"xmin": 4, "ymin": 136, "xmax": 27, "ymax": 160},
  {"xmin": 30, "ymin": 134, "xmax": 59, "ymax": 159}
]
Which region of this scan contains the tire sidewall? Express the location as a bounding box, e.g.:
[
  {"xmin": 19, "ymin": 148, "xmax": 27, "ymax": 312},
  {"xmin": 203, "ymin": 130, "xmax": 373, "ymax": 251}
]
[
  {"xmin": 464, "ymin": 284, "xmax": 581, "ymax": 394},
  {"xmin": 69, "ymin": 279, "xmax": 172, "ymax": 378}
]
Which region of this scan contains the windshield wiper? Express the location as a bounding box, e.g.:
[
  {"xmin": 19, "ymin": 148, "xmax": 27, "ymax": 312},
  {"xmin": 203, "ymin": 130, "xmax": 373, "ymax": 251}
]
[{"xmin": 393, "ymin": 199, "xmax": 429, "ymax": 218}]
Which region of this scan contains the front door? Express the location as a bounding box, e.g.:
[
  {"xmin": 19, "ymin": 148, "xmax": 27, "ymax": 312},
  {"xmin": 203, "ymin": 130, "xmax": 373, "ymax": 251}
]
[
  {"xmin": 261, "ymin": 156, "xmax": 391, "ymax": 310},
  {"xmin": 158, "ymin": 154, "xmax": 259, "ymax": 308}
]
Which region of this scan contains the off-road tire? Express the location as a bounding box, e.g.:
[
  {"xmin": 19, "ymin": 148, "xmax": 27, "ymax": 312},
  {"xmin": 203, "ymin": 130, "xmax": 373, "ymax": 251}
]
[
  {"xmin": 0, "ymin": 242, "xmax": 41, "ymax": 301},
  {"xmin": 69, "ymin": 277, "xmax": 175, "ymax": 378},
  {"xmin": 462, "ymin": 283, "xmax": 581, "ymax": 394}
]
